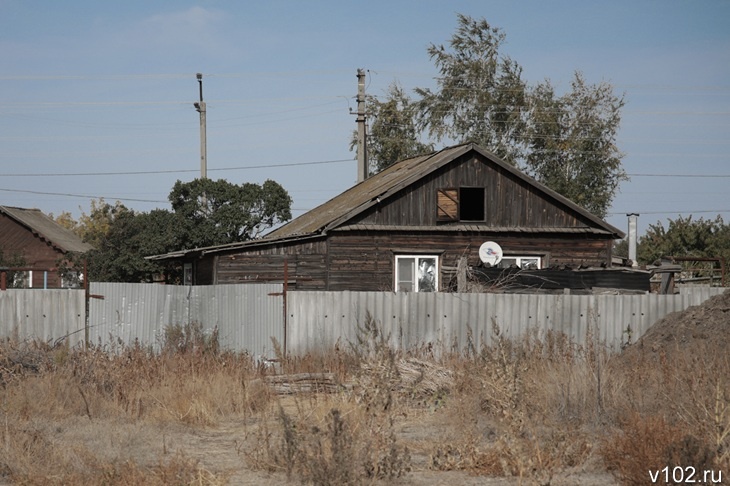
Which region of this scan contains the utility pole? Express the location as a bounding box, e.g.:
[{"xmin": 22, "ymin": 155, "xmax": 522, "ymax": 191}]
[
  {"xmin": 355, "ymin": 68, "xmax": 368, "ymax": 183},
  {"xmin": 193, "ymin": 73, "xmax": 207, "ymax": 180}
]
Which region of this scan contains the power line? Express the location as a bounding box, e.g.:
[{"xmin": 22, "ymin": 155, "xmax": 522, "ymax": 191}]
[
  {"xmin": 0, "ymin": 158, "xmax": 353, "ymax": 177},
  {"xmin": 0, "ymin": 187, "xmax": 166, "ymax": 203},
  {"xmin": 627, "ymin": 173, "xmax": 730, "ymax": 178},
  {"xmin": 607, "ymin": 209, "xmax": 730, "ymax": 216}
]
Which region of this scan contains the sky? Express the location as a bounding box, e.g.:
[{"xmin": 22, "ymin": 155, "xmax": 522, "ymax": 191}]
[{"xmin": 1, "ymin": 0, "xmax": 729, "ymax": 240}]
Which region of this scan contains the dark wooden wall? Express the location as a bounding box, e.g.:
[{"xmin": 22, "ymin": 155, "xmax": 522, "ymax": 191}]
[
  {"xmin": 202, "ymin": 230, "xmax": 612, "ymax": 292},
  {"xmin": 325, "ymin": 231, "xmax": 611, "ymax": 291},
  {"xmin": 208, "ymin": 239, "xmax": 328, "ymax": 290},
  {"xmin": 351, "ymin": 153, "xmax": 593, "ymax": 228}
]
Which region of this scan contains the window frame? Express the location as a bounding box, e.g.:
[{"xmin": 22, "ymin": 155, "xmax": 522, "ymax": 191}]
[
  {"xmin": 394, "ymin": 255, "xmax": 439, "ymax": 293},
  {"xmin": 499, "ymin": 256, "xmax": 543, "ymax": 270},
  {"xmin": 436, "ymin": 186, "xmax": 486, "ymax": 222}
]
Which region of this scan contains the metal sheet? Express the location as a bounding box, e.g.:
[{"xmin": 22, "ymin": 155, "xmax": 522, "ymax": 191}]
[
  {"xmin": 0, "ymin": 289, "xmax": 85, "ymax": 346},
  {"xmin": 88, "ymin": 282, "xmax": 284, "ymax": 357},
  {"xmin": 287, "ymin": 288, "xmax": 728, "ymax": 354}
]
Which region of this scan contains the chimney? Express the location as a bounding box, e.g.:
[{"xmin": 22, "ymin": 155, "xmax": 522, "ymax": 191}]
[{"xmin": 627, "ymin": 213, "xmax": 639, "ymax": 267}]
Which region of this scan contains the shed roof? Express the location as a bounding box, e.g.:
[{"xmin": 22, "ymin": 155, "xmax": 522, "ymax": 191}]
[{"xmin": 0, "ymin": 206, "xmax": 93, "ymax": 254}]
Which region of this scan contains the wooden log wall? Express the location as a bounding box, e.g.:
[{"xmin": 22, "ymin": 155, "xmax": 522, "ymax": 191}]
[{"xmin": 351, "ymin": 154, "xmax": 594, "ymax": 229}]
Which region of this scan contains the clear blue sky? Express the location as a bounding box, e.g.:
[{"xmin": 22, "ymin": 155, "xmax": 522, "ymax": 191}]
[{"xmin": 1, "ymin": 0, "xmax": 729, "ymax": 239}]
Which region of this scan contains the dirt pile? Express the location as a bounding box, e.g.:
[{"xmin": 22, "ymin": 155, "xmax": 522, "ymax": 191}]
[{"xmin": 622, "ymin": 289, "xmax": 730, "ymax": 363}]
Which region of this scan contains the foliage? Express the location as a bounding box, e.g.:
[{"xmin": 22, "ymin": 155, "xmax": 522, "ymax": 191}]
[
  {"xmin": 637, "ymin": 215, "xmax": 730, "ymax": 266},
  {"xmin": 169, "ymin": 178, "xmax": 292, "ymax": 249},
  {"xmin": 50, "ymin": 210, "xmax": 78, "ymax": 232},
  {"xmin": 53, "ymin": 178, "xmax": 292, "ymax": 282},
  {"xmin": 0, "ymin": 249, "xmax": 27, "ymax": 288},
  {"xmin": 414, "ymin": 14, "xmax": 528, "ymax": 164},
  {"xmin": 523, "ymin": 72, "xmax": 626, "ymax": 218},
  {"xmin": 84, "ymin": 207, "xmax": 181, "ymax": 282},
  {"xmin": 637, "ymin": 215, "xmax": 730, "ymax": 277},
  {"xmin": 351, "ymin": 82, "xmax": 433, "ymax": 173},
  {"xmin": 361, "ymin": 14, "xmax": 626, "ymax": 217}
]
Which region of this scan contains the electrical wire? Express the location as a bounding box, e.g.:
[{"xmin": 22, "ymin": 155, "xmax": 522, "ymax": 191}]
[
  {"xmin": 0, "ymin": 158, "xmax": 353, "ymax": 177},
  {"xmin": 0, "ymin": 187, "xmax": 166, "ymax": 203}
]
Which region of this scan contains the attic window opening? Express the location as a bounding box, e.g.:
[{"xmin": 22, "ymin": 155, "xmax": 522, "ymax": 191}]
[
  {"xmin": 460, "ymin": 187, "xmax": 485, "ymax": 221},
  {"xmin": 438, "ymin": 187, "xmax": 485, "ymax": 222}
]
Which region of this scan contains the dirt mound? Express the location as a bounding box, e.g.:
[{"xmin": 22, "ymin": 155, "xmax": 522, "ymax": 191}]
[{"xmin": 622, "ymin": 289, "xmax": 730, "ymax": 363}]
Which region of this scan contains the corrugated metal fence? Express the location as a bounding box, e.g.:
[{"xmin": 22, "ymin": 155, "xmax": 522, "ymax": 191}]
[
  {"xmin": 88, "ymin": 282, "xmax": 284, "ymax": 356},
  {"xmin": 0, "ymin": 289, "xmax": 86, "ymax": 347},
  {"xmin": 286, "ymin": 287, "xmax": 728, "ymax": 353},
  {"xmin": 1, "ymin": 283, "xmax": 726, "ymax": 355}
]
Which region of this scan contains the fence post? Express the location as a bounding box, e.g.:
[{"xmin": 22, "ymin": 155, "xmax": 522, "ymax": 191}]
[
  {"xmin": 1, "ymin": 270, "xmax": 5, "ymax": 291},
  {"xmin": 283, "ymin": 258, "xmax": 288, "ymax": 358}
]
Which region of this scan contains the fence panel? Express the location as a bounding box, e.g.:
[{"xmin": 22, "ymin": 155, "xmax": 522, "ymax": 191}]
[
  {"xmin": 0, "ymin": 289, "xmax": 85, "ymax": 346},
  {"xmin": 287, "ymin": 288, "xmax": 728, "ymax": 354},
  {"xmin": 88, "ymin": 282, "xmax": 284, "ymax": 356},
  {"xmin": 2, "ymin": 284, "xmax": 725, "ymax": 356}
]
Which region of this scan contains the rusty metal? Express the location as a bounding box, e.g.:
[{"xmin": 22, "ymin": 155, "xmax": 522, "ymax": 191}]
[{"xmin": 670, "ymin": 256, "xmax": 726, "ymax": 287}]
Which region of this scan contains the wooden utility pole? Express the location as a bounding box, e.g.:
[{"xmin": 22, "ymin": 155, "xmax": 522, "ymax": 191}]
[
  {"xmin": 356, "ymin": 68, "xmax": 367, "ymax": 183},
  {"xmin": 194, "ymin": 73, "xmax": 207, "ymax": 180}
]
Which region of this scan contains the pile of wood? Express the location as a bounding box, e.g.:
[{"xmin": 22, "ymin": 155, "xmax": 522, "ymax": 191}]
[
  {"xmin": 361, "ymin": 357, "xmax": 453, "ymax": 398},
  {"xmin": 257, "ymin": 357, "xmax": 453, "ymax": 398},
  {"xmin": 258, "ymin": 372, "xmax": 344, "ymax": 395}
]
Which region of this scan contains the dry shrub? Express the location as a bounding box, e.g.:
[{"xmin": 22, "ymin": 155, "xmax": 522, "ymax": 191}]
[
  {"xmin": 607, "ymin": 344, "xmax": 730, "ymax": 478},
  {"xmin": 601, "ymin": 412, "xmax": 714, "ymax": 485},
  {"xmin": 0, "ymin": 336, "xmax": 269, "ymax": 482},
  {"xmin": 162, "ymin": 321, "xmax": 219, "ymax": 356},
  {"xmin": 245, "ymin": 314, "xmax": 411, "ymax": 484},
  {"xmin": 430, "ymin": 323, "xmax": 600, "ymax": 483},
  {"xmin": 0, "ymin": 420, "xmax": 225, "ymax": 485}
]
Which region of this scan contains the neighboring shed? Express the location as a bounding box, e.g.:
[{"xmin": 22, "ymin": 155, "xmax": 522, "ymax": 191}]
[
  {"xmin": 147, "ymin": 143, "xmax": 626, "ymax": 291},
  {"xmin": 0, "ymin": 206, "xmax": 93, "ymax": 288}
]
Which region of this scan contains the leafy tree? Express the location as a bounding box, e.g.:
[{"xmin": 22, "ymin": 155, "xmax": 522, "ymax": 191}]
[
  {"xmin": 523, "ymin": 73, "xmax": 626, "ymax": 218},
  {"xmin": 85, "ymin": 208, "xmax": 180, "ymax": 282},
  {"xmin": 56, "ymin": 179, "xmax": 292, "ymax": 282},
  {"xmin": 414, "ymin": 14, "xmax": 528, "ymax": 163},
  {"xmin": 169, "ymin": 178, "xmax": 292, "ymax": 249},
  {"xmin": 50, "ymin": 210, "xmax": 78, "ymax": 232},
  {"xmin": 352, "ymin": 82, "xmax": 434, "ymax": 173},
  {"xmin": 637, "ymin": 215, "xmax": 730, "ymax": 265},
  {"xmin": 361, "ymin": 14, "xmax": 627, "ymax": 217}
]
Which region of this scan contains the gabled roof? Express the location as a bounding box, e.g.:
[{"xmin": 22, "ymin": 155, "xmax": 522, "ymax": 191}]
[
  {"xmin": 147, "ymin": 142, "xmax": 624, "ymax": 261},
  {"xmin": 268, "ymin": 142, "xmax": 623, "ymax": 239},
  {"xmin": 0, "ymin": 206, "xmax": 93, "ymax": 254}
]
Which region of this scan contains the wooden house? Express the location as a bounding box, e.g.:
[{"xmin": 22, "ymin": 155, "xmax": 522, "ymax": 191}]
[
  {"xmin": 0, "ymin": 206, "xmax": 93, "ymax": 288},
  {"xmin": 148, "ymin": 143, "xmax": 625, "ymax": 291}
]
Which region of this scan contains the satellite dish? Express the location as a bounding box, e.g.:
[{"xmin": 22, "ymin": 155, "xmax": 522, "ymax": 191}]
[{"xmin": 479, "ymin": 241, "xmax": 503, "ymax": 266}]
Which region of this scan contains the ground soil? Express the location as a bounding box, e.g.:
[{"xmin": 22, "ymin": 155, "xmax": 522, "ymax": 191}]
[{"xmin": 621, "ymin": 289, "xmax": 730, "ymax": 364}]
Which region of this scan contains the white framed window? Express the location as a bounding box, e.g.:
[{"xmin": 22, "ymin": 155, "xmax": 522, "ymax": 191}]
[
  {"xmin": 499, "ymin": 256, "xmax": 542, "ymax": 269},
  {"xmin": 395, "ymin": 255, "xmax": 438, "ymax": 292}
]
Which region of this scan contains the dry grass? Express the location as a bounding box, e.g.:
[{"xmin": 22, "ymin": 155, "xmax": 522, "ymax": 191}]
[{"xmin": 1, "ymin": 315, "xmax": 728, "ymax": 485}]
